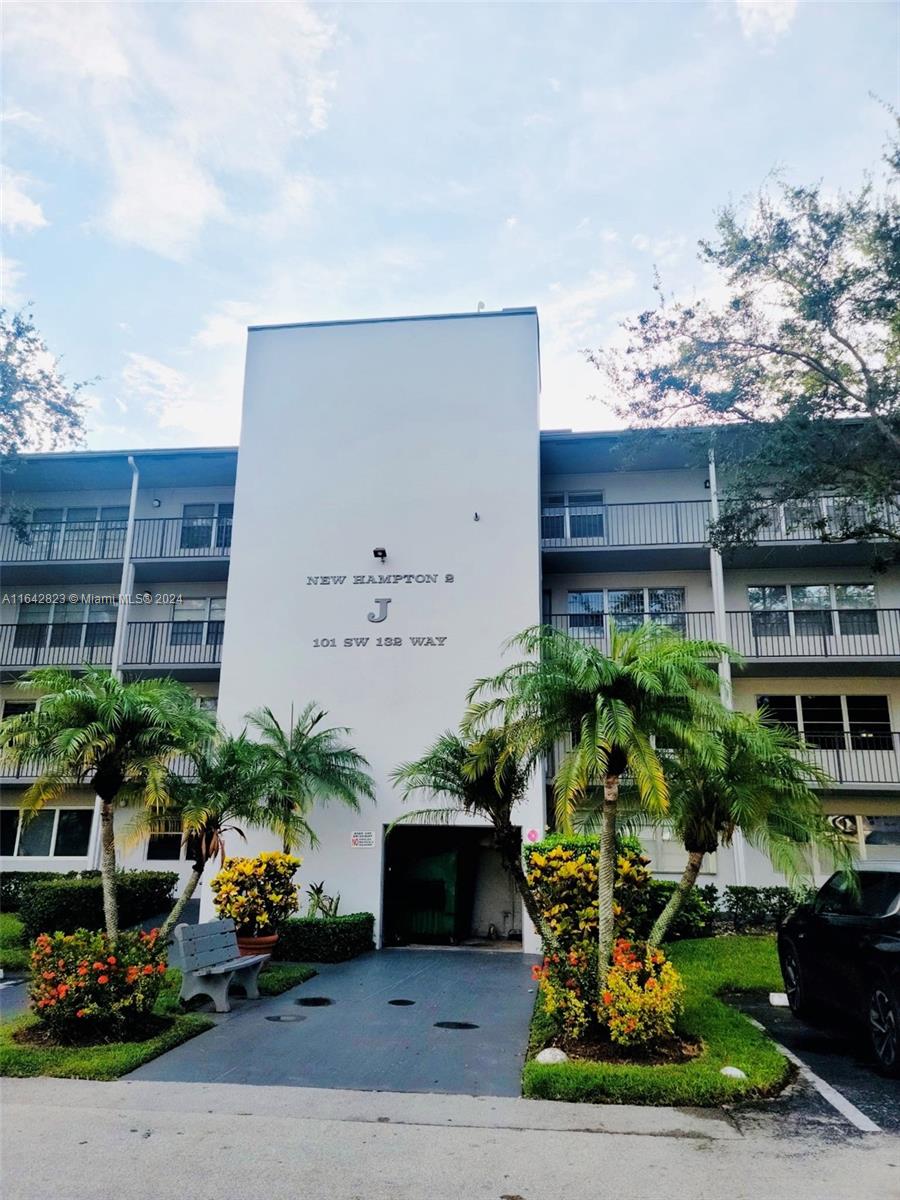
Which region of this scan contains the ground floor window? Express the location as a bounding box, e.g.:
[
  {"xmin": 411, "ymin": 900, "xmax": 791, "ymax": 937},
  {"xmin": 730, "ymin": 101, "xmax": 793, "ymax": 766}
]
[
  {"xmin": 827, "ymin": 813, "xmax": 900, "ymax": 863},
  {"xmin": 146, "ymin": 818, "xmax": 200, "ymax": 861},
  {"xmin": 1, "ymin": 807, "xmax": 94, "ymax": 857},
  {"xmin": 639, "ymin": 827, "xmax": 717, "ymax": 875}
]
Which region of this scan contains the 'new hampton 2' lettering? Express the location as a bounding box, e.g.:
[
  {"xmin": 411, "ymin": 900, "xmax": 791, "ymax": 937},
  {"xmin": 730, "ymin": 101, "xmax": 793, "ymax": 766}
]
[{"xmin": 306, "ymin": 574, "xmax": 454, "ymax": 585}]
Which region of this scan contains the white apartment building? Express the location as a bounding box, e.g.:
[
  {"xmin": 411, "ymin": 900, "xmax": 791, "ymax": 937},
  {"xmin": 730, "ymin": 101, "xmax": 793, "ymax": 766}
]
[{"xmin": 1, "ymin": 309, "xmax": 898, "ymax": 952}]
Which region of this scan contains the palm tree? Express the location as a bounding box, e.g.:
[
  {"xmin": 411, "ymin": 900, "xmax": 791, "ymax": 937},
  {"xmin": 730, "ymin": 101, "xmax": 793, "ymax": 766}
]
[
  {"xmin": 0, "ymin": 667, "xmax": 215, "ymax": 940},
  {"xmin": 639, "ymin": 710, "xmax": 853, "ymax": 945},
  {"xmin": 128, "ymin": 733, "xmax": 311, "ymax": 941},
  {"xmin": 392, "ymin": 727, "xmax": 545, "ymax": 934},
  {"xmin": 247, "ymin": 703, "xmax": 375, "ymax": 850},
  {"xmin": 466, "ymin": 622, "xmax": 731, "ymax": 975}
]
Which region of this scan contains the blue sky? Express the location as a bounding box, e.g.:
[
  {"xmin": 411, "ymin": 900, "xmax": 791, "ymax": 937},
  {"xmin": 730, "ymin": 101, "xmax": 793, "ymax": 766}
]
[{"xmin": 3, "ymin": 1, "xmax": 898, "ymax": 449}]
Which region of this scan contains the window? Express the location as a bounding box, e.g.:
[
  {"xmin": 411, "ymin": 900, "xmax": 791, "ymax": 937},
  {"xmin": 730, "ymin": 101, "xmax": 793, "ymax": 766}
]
[
  {"xmin": 746, "ymin": 583, "xmax": 877, "ymax": 638},
  {"xmin": 146, "ymin": 817, "xmax": 185, "ymax": 861},
  {"xmin": 860, "ymin": 816, "xmax": 900, "ymax": 865},
  {"xmin": 215, "ymin": 502, "xmax": 233, "ymax": 549},
  {"xmin": 97, "ymin": 505, "xmax": 129, "ymax": 557},
  {"xmin": 85, "ymin": 602, "xmax": 117, "ymax": 648},
  {"xmin": 567, "ymin": 591, "xmax": 603, "ymax": 630},
  {"xmin": 1, "ymin": 701, "xmax": 35, "ymax": 719},
  {"xmin": 541, "ymin": 491, "xmax": 604, "ymax": 541},
  {"xmin": 564, "ymin": 587, "xmax": 685, "ymax": 635},
  {"xmin": 198, "ymin": 696, "xmax": 218, "ymax": 713},
  {"xmin": 180, "ymin": 503, "xmax": 215, "ymax": 549},
  {"xmin": 179, "ymin": 502, "xmax": 232, "ymax": 551},
  {"xmin": 171, "ymin": 597, "xmax": 226, "ymax": 647},
  {"xmin": 757, "ymin": 693, "xmax": 892, "ymax": 749},
  {"xmin": 14, "ymin": 603, "xmax": 51, "ymax": 649},
  {"xmin": 0, "ymin": 810, "xmax": 19, "ymax": 856},
  {"xmin": 3, "ymin": 807, "xmax": 93, "ymax": 857}
]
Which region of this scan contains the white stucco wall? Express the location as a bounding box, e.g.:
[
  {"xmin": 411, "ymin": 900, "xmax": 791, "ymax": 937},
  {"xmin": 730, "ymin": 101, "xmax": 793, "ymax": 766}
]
[{"xmin": 208, "ymin": 310, "xmax": 545, "ymax": 949}]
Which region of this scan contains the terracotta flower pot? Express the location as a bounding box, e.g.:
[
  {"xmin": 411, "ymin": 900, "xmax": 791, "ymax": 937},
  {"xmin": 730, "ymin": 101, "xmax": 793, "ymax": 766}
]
[{"xmin": 236, "ymin": 932, "xmax": 279, "ymax": 957}]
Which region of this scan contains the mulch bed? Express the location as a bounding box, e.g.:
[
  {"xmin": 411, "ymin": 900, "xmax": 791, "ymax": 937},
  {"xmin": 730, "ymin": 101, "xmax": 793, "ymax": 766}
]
[
  {"xmin": 559, "ymin": 1033, "xmax": 703, "ymax": 1066},
  {"xmin": 12, "ymin": 1015, "xmax": 172, "ymax": 1050}
]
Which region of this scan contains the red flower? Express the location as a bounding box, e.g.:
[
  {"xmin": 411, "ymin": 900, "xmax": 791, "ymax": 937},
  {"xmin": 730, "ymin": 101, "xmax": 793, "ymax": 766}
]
[
  {"xmin": 76, "ymin": 1009, "xmax": 86, "ymax": 1018},
  {"xmin": 57, "ymin": 985, "xmax": 68, "ymax": 999},
  {"xmin": 107, "ymin": 955, "xmax": 117, "ymax": 965},
  {"xmin": 157, "ymin": 963, "xmax": 167, "ymax": 974},
  {"xmin": 142, "ymin": 964, "xmax": 154, "ymax": 976},
  {"xmin": 97, "ymin": 974, "xmax": 109, "ymax": 985},
  {"xmin": 602, "ymin": 990, "xmax": 613, "ymax": 1005}
]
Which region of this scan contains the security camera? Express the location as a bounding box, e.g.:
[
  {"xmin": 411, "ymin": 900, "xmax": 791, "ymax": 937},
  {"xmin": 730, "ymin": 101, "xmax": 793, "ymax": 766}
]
[{"xmin": 373, "ymin": 547, "xmax": 387, "ymax": 562}]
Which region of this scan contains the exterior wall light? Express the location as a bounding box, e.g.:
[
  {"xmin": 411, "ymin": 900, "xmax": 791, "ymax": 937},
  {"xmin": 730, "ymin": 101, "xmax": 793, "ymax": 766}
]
[{"xmin": 373, "ymin": 547, "xmax": 387, "ymax": 562}]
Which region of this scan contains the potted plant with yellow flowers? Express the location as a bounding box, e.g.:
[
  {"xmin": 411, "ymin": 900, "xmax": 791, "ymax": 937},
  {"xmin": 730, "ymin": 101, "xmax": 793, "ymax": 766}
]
[{"xmin": 211, "ymin": 851, "xmax": 302, "ymax": 955}]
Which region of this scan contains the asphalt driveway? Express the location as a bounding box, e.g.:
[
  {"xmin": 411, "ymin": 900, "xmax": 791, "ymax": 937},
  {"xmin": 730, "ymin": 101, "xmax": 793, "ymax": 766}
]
[{"xmin": 130, "ymin": 948, "xmax": 541, "ymax": 1096}]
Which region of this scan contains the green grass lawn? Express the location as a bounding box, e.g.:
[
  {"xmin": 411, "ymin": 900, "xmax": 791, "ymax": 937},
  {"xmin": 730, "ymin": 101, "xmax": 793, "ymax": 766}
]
[
  {"xmin": 1, "ymin": 960, "xmax": 316, "ymax": 1080},
  {"xmin": 0, "ymin": 913, "xmax": 28, "ymax": 973},
  {"xmin": 523, "ymin": 934, "xmax": 792, "ymax": 1106}
]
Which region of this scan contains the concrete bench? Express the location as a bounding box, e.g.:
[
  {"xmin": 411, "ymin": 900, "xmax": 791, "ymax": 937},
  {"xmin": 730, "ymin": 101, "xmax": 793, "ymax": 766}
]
[{"xmin": 169, "ymin": 918, "xmax": 270, "ymax": 1013}]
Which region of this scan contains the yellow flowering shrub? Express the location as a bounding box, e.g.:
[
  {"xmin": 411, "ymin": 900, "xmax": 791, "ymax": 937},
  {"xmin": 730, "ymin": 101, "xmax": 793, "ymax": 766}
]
[
  {"xmin": 602, "ymin": 940, "xmax": 684, "ymax": 1048},
  {"xmin": 525, "ymin": 839, "xmax": 651, "ymax": 952},
  {"xmin": 211, "ymin": 851, "xmax": 301, "ymax": 935}
]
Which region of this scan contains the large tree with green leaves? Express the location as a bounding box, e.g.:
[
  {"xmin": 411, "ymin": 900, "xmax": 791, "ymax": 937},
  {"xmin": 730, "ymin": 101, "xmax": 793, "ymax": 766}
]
[
  {"xmin": 246, "ymin": 703, "xmax": 375, "ymax": 851},
  {"xmin": 1, "ymin": 307, "xmax": 86, "ymax": 459},
  {"xmin": 595, "ymin": 124, "xmax": 900, "ymax": 557},
  {"xmin": 0, "ymin": 667, "xmax": 215, "ymax": 939},
  {"xmin": 466, "ymin": 622, "xmax": 731, "ymax": 974},
  {"xmin": 392, "ymin": 727, "xmax": 545, "ymax": 934},
  {"xmin": 622, "ymin": 710, "xmax": 851, "ymax": 945}
]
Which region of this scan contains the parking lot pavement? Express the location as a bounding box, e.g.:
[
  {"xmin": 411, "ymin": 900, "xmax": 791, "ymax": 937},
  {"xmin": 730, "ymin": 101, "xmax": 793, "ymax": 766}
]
[
  {"xmin": 0, "ymin": 977, "xmax": 29, "ymax": 1021},
  {"xmin": 734, "ymin": 995, "xmax": 900, "ymax": 1133}
]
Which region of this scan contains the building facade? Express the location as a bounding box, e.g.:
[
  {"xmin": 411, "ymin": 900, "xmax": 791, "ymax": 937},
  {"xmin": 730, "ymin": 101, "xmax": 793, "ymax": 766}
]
[{"xmin": 1, "ymin": 309, "xmax": 898, "ymax": 949}]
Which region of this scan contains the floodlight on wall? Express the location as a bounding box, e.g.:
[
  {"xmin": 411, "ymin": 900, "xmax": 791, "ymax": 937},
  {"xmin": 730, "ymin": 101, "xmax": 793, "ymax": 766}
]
[
  {"xmin": 152, "ymin": 498, "xmax": 162, "ymax": 507},
  {"xmin": 373, "ymin": 547, "xmax": 387, "ymax": 562}
]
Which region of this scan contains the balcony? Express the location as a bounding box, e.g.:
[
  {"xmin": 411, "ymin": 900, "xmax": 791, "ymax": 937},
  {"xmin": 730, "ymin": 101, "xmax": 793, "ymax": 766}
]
[
  {"xmin": 0, "ymin": 520, "xmax": 126, "ymax": 584},
  {"xmin": 0, "ymin": 753, "xmax": 198, "ymax": 786},
  {"xmin": 121, "ymin": 621, "xmax": 222, "ymax": 680},
  {"xmin": 1, "ymin": 515, "xmax": 233, "ymax": 584},
  {"xmin": 801, "ymin": 733, "xmax": 900, "ymax": 788},
  {"xmin": 541, "ymin": 500, "xmax": 712, "ymax": 571},
  {"xmin": 0, "ymin": 623, "xmax": 114, "ymax": 675},
  {"xmin": 1, "ymin": 620, "xmax": 222, "ymax": 681},
  {"xmin": 726, "ymin": 609, "xmax": 900, "ymax": 676}
]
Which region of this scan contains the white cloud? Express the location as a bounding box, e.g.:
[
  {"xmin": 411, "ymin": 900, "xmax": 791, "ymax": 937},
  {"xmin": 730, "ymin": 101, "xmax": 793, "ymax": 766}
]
[
  {"xmin": 2, "ymin": 170, "xmax": 48, "ymax": 233},
  {"xmin": 3, "ymin": 2, "xmax": 336, "ymax": 258},
  {"xmin": 121, "ymin": 351, "xmax": 240, "ymax": 438},
  {"xmin": 192, "ymin": 302, "xmax": 257, "ymax": 351},
  {"xmin": 1, "ymin": 255, "xmax": 26, "ymax": 305},
  {"xmin": 734, "ymin": 1, "xmax": 797, "ymax": 47}
]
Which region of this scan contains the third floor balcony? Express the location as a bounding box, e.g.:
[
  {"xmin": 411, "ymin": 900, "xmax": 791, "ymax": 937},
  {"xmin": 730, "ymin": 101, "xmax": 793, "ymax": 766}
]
[{"xmin": 1, "ymin": 513, "xmax": 232, "ymax": 584}]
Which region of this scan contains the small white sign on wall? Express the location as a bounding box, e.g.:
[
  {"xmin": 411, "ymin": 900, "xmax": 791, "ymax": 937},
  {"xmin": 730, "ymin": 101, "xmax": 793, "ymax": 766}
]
[{"xmin": 350, "ymin": 830, "xmax": 375, "ymax": 848}]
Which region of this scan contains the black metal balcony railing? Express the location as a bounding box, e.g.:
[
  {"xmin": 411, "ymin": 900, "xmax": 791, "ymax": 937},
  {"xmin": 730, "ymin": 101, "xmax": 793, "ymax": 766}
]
[
  {"xmin": 735, "ymin": 496, "xmax": 900, "ymax": 544},
  {"xmin": 727, "ymin": 609, "xmax": 900, "ymax": 658},
  {"xmin": 0, "ymin": 623, "xmax": 114, "ymax": 668},
  {"xmin": 801, "ymin": 732, "xmax": 900, "ymax": 785},
  {"xmin": 546, "ymin": 611, "xmax": 718, "ymax": 643},
  {"xmin": 0, "ymin": 520, "xmax": 126, "ymax": 563},
  {"xmin": 132, "ymin": 517, "xmax": 232, "ymax": 559},
  {"xmin": 0, "ymin": 753, "xmax": 198, "ymax": 784},
  {"xmin": 541, "ymin": 501, "xmax": 711, "ymax": 549},
  {"xmin": 122, "ymin": 621, "xmax": 223, "ymax": 667}
]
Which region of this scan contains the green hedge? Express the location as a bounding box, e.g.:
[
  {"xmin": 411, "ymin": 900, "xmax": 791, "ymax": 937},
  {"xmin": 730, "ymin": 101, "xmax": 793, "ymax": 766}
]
[
  {"xmin": 273, "ymin": 913, "xmax": 375, "ymax": 963},
  {"xmin": 1, "ymin": 870, "xmax": 101, "ymax": 913},
  {"xmin": 721, "ymin": 885, "xmax": 809, "ymax": 931},
  {"xmin": 19, "ymin": 871, "xmax": 178, "ymax": 939}
]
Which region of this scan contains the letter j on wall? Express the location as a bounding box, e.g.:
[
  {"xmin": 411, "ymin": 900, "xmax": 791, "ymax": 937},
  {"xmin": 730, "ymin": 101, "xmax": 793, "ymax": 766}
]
[{"xmin": 367, "ymin": 598, "xmax": 392, "ymax": 623}]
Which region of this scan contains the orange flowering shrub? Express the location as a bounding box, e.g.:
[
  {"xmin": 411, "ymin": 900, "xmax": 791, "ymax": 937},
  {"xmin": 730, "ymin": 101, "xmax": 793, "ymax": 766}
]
[
  {"xmin": 602, "ymin": 939, "xmax": 684, "ymax": 1048},
  {"xmin": 29, "ymin": 928, "xmax": 167, "ymax": 1042},
  {"xmin": 532, "ymin": 946, "xmax": 597, "ymax": 1042}
]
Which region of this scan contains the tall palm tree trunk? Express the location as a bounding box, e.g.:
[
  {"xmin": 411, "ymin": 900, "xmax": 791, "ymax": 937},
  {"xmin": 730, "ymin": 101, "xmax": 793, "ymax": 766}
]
[
  {"xmin": 99, "ymin": 800, "xmax": 119, "ymax": 942},
  {"xmin": 596, "ymin": 774, "xmax": 620, "ymax": 977},
  {"xmin": 648, "ymin": 850, "xmax": 704, "ymax": 946},
  {"xmin": 159, "ymin": 865, "xmax": 204, "ymax": 942}
]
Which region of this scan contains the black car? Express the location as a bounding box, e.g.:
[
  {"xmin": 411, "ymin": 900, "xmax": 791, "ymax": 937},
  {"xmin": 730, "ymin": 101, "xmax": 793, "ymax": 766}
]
[{"xmin": 778, "ymin": 866, "xmax": 900, "ymax": 1076}]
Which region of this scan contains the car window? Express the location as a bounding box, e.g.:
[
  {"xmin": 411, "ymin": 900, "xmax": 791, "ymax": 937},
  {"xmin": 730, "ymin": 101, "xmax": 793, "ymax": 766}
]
[
  {"xmin": 815, "ymin": 875, "xmax": 855, "ymax": 915},
  {"xmin": 816, "ymin": 872, "xmax": 900, "ymax": 917},
  {"xmin": 857, "ymin": 873, "xmax": 900, "ymax": 917}
]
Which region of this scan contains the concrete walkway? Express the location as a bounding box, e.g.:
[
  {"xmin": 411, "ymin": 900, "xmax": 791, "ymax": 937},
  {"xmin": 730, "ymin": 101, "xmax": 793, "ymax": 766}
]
[
  {"xmin": 3, "ymin": 1077, "xmax": 897, "ymax": 1200},
  {"xmin": 131, "ymin": 948, "xmax": 541, "ymax": 1096}
]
